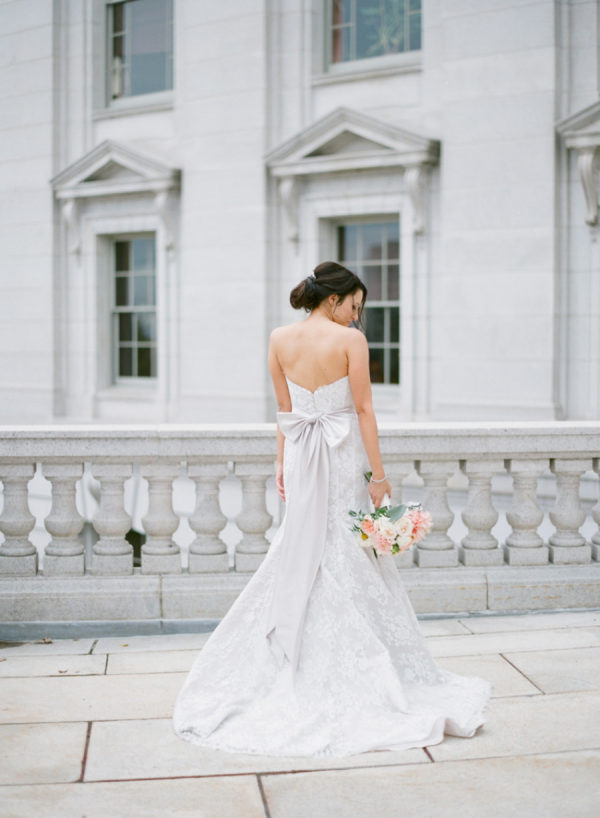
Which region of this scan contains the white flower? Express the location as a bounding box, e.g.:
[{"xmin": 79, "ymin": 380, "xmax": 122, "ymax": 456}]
[
  {"xmin": 377, "ymin": 519, "xmax": 398, "ymax": 542},
  {"xmin": 393, "ymin": 515, "xmax": 413, "ymax": 548}
]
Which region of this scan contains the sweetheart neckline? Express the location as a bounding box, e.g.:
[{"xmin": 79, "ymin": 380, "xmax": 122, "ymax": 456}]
[{"xmin": 285, "ymin": 375, "xmax": 349, "ymax": 395}]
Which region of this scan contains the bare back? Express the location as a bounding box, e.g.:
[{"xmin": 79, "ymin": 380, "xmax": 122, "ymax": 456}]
[
  {"xmin": 272, "ymin": 319, "xmax": 352, "ymax": 392},
  {"xmin": 268, "ymin": 316, "xmax": 372, "ymax": 416}
]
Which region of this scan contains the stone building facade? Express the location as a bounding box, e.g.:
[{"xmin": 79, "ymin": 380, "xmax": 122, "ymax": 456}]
[{"xmin": 1, "ymin": 0, "xmax": 599, "ymax": 424}]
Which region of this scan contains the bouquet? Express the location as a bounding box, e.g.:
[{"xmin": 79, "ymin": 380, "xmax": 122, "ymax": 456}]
[{"xmin": 349, "ymin": 501, "xmax": 432, "ymax": 558}]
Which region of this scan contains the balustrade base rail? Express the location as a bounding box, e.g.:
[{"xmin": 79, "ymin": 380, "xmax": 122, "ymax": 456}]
[{"xmin": 0, "ymin": 565, "xmax": 598, "ymax": 637}]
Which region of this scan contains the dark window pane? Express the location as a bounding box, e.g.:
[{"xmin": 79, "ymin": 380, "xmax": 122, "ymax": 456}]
[
  {"xmin": 132, "ymin": 237, "xmax": 155, "ymax": 271},
  {"xmin": 115, "ymin": 241, "xmax": 129, "ymax": 272},
  {"xmin": 333, "ymin": 0, "xmax": 352, "ymax": 25},
  {"xmin": 387, "ymin": 264, "xmax": 400, "ymax": 300},
  {"xmin": 409, "ymin": 0, "xmax": 421, "ymax": 12},
  {"xmin": 365, "ymin": 307, "xmax": 385, "ymax": 343},
  {"xmin": 138, "ymin": 347, "xmax": 156, "ymax": 377},
  {"xmin": 119, "ymin": 346, "xmax": 133, "ymax": 377},
  {"xmin": 361, "ymin": 265, "xmax": 382, "ymax": 300},
  {"xmin": 338, "ymin": 224, "xmax": 358, "ymax": 261},
  {"xmin": 409, "ymin": 11, "xmax": 421, "ymax": 51},
  {"xmin": 133, "ymin": 276, "xmax": 150, "ymax": 306},
  {"xmin": 113, "ymin": 34, "xmax": 124, "ymax": 60},
  {"xmin": 390, "ymin": 306, "xmax": 400, "ymax": 342},
  {"xmin": 112, "ymin": 2, "xmax": 124, "ymax": 33},
  {"xmin": 356, "ymin": 1, "xmax": 382, "ymax": 59},
  {"xmin": 119, "ymin": 312, "xmax": 133, "ymax": 342},
  {"xmin": 137, "ymin": 312, "xmax": 156, "ymax": 342},
  {"xmin": 128, "ymin": 0, "xmax": 173, "ymax": 96},
  {"xmin": 362, "ymin": 223, "xmax": 383, "ymax": 260},
  {"xmin": 115, "ymin": 276, "xmax": 128, "ymax": 307},
  {"xmin": 369, "ymin": 347, "xmax": 384, "ymax": 383},
  {"xmin": 385, "ymin": 221, "xmax": 400, "ymax": 258},
  {"xmin": 389, "ymin": 346, "xmax": 400, "ymax": 384}
]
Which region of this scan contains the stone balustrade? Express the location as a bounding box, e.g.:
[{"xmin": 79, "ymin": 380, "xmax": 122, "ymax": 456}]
[{"xmin": 0, "ymin": 422, "xmax": 599, "ymax": 625}]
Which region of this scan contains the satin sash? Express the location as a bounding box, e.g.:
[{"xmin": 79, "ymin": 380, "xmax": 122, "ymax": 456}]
[{"xmin": 265, "ymin": 405, "xmax": 354, "ymax": 675}]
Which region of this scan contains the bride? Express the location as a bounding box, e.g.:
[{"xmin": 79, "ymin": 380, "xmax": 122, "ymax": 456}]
[{"xmin": 173, "ymin": 261, "xmax": 490, "ymax": 757}]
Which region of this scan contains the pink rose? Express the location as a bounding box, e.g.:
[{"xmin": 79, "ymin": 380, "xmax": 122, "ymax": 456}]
[
  {"xmin": 374, "ymin": 532, "xmax": 394, "ymax": 554},
  {"xmin": 407, "ymin": 509, "xmax": 432, "ymax": 544},
  {"xmin": 361, "ymin": 516, "xmax": 376, "ymax": 536}
]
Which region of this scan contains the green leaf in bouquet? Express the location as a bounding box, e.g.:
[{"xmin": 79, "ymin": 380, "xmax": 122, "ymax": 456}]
[{"xmin": 388, "ymin": 503, "xmax": 408, "ymax": 522}]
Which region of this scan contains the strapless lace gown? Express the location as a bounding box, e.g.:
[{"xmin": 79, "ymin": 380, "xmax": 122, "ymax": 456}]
[{"xmin": 173, "ymin": 376, "xmax": 490, "ymax": 757}]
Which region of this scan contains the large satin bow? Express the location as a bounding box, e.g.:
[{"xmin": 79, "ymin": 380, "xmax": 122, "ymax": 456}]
[{"xmin": 265, "ymin": 406, "xmax": 354, "ymax": 676}]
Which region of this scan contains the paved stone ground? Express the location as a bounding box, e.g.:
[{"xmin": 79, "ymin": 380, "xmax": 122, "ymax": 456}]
[{"xmin": 0, "ymin": 610, "xmax": 599, "ymax": 817}]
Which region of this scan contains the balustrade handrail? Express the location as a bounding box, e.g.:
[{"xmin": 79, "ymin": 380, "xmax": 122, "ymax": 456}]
[{"xmin": 0, "ymin": 421, "xmax": 599, "ymax": 461}]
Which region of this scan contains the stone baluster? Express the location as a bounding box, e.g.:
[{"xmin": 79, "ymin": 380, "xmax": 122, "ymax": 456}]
[
  {"xmin": 91, "ymin": 464, "xmax": 133, "ymax": 575},
  {"xmin": 387, "ymin": 460, "xmax": 415, "ymax": 568},
  {"xmin": 504, "ymin": 459, "xmax": 549, "ymax": 564},
  {"xmin": 590, "ymin": 458, "xmax": 600, "ymax": 561},
  {"xmin": 548, "ymin": 459, "xmax": 591, "ymax": 563},
  {"xmin": 459, "ymin": 459, "xmax": 504, "ymax": 565},
  {"xmin": 188, "ymin": 463, "xmax": 229, "ymax": 572},
  {"xmin": 140, "ymin": 463, "xmax": 181, "ymax": 574},
  {"xmin": 234, "ymin": 462, "xmax": 273, "ymax": 572},
  {"xmin": 414, "ymin": 460, "xmax": 458, "ymax": 566},
  {"xmin": 0, "ymin": 465, "xmax": 37, "ymax": 575},
  {"xmin": 42, "ymin": 464, "xmax": 85, "ymax": 576}
]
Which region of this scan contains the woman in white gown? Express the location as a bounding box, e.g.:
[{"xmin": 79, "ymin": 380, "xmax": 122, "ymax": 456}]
[{"xmin": 173, "ymin": 261, "xmax": 490, "ymax": 757}]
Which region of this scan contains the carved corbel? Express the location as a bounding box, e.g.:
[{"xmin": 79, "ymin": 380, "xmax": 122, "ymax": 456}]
[
  {"xmin": 576, "ymin": 146, "xmax": 599, "ymax": 226},
  {"xmin": 278, "ymin": 177, "xmax": 299, "ymax": 244},
  {"xmin": 61, "ymin": 198, "xmax": 80, "ymax": 254},
  {"xmin": 405, "ymin": 165, "xmax": 426, "ymax": 234},
  {"xmin": 155, "ymin": 190, "xmax": 175, "ymax": 250}
]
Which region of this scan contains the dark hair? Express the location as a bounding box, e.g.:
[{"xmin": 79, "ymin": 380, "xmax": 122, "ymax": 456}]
[{"xmin": 289, "ymin": 261, "xmax": 367, "ymax": 325}]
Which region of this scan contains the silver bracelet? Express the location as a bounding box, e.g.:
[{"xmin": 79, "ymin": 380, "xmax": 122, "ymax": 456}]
[{"xmin": 370, "ymin": 475, "xmax": 387, "ymax": 484}]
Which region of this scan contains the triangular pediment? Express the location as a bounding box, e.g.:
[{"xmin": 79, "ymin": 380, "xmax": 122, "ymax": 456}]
[
  {"xmin": 556, "ymin": 101, "xmax": 600, "ymax": 149},
  {"xmin": 52, "ymin": 140, "xmax": 180, "ymax": 199},
  {"xmin": 266, "ymin": 107, "xmax": 439, "ymax": 177}
]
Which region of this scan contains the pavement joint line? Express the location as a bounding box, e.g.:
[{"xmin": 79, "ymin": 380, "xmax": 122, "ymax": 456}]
[
  {"xmin": 256, "ymin": 774, "xmax": 272, "ymax": 818},
  {"xmin": 499, "ymin": 652, "xmax": 546, "ymax": 694},
  {"xmin": 78, "ymin": 721, "xmax": 92, "ymax": 783},
  {"xmin": 103, "ymin": 654, "xmax": 108, "ymax": 674},
  {"xmin": 87, "ymin": 639, "xmax": 98, "ymax": 655},
  {"xmin": 423, "ymin": 747, "xmax": 435, "ymax": 762}
]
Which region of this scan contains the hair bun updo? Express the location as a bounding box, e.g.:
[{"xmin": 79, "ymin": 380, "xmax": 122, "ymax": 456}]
[{"xmin": 289, "ymin": 261, "xmax": 367, "ymax": 323}]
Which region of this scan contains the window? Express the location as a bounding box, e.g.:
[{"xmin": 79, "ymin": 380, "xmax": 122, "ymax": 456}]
[
  {"xmin": 328, "ymin": 0, "xmax": 421, "ymax": 65},
  {"xmin": 112, "ymin": 236, "xmax": 157, "ymax": 379},
  {"xmin": 337, "ymin": 219, "xmax": 400, "ymax": 384},
  {"xmin": 108, "ymin": 0, "xmax": 173, "ymax": 101}
]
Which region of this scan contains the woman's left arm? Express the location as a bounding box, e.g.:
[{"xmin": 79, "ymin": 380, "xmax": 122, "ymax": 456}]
[{"xmin": 268, "ymin": 330, "xmax": 291, "ymax": 501}]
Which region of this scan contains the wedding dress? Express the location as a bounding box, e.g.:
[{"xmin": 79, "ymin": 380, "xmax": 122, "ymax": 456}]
[{"xmin": 173, "ymin": 376, "xmax": 490, "ymax": 757}]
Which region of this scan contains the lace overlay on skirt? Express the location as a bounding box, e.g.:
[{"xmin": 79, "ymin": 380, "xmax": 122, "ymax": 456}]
[{"xmin": 173, "ymin": 376, "xmax": 491, "ymax": 757}]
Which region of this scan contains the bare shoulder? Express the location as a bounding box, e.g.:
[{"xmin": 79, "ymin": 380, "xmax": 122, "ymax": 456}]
[
  {"xmin": 343, "ymin": 326, "xmax": 368, "ymax": 348},
  {"xmin": 269, "ymin": 324, "xmax": 293, "ymax": 346}
]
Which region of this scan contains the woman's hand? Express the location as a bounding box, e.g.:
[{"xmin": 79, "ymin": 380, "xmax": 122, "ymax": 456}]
[
  {"xmin": 276, "ymin": 462, "xmax": 286, "ymax": 502},
  {"xmin": 369, "ymin": 478, "xmax": 391, "ymax": 509}
]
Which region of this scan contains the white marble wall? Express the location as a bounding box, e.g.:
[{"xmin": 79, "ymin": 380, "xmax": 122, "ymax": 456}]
[
  {"xmin": 0, "ymin": 0, "xmax": 599, "ymax": 424},
  {"xmin": 0, "ymin": 1, "xmax": 55, "ymax": 421}
]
